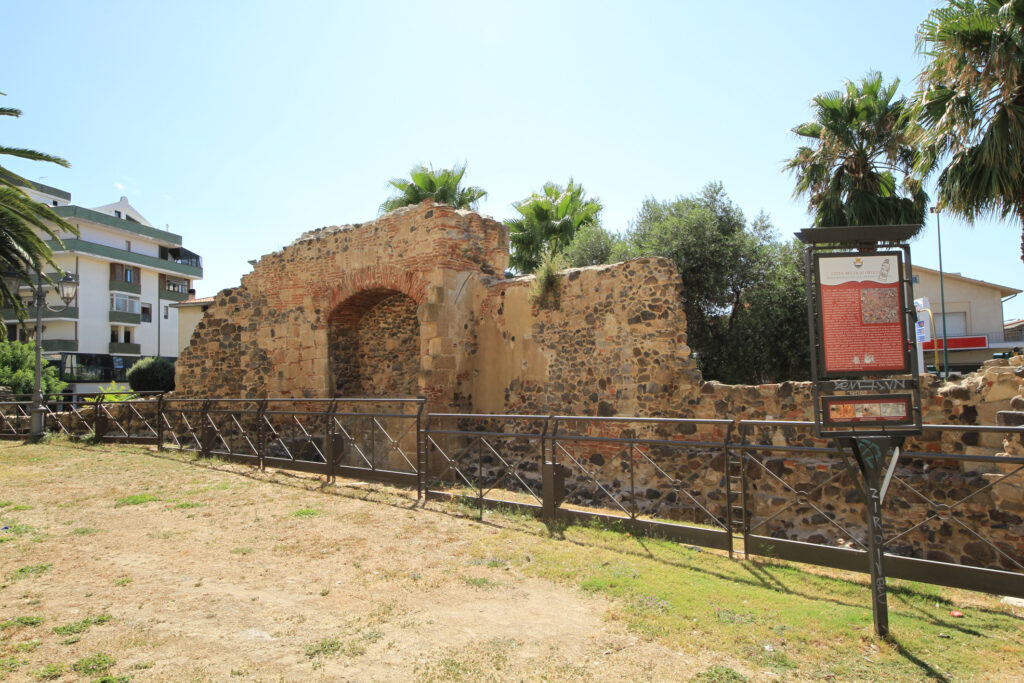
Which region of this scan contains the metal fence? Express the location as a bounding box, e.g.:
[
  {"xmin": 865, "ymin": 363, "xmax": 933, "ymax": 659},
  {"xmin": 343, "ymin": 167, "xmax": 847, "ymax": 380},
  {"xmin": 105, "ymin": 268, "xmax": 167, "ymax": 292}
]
[{"xmin": 2, "ymin": 393, "xmax": 1021, "ymax": 599}]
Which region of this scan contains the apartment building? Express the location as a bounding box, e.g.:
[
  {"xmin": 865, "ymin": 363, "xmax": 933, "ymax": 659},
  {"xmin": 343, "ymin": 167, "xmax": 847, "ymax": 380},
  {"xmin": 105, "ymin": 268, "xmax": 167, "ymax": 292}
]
[{"xmin": 9, "ymin": 182, "xmax": 203, "ymax": 394}]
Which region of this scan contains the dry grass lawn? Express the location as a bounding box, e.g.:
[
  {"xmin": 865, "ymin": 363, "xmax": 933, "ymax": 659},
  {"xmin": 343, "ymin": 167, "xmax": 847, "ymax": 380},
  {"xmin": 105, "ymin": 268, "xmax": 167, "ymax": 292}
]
[{"xmin": 0, "ymin": 438, "xmax": 1021, "ymax": 682}]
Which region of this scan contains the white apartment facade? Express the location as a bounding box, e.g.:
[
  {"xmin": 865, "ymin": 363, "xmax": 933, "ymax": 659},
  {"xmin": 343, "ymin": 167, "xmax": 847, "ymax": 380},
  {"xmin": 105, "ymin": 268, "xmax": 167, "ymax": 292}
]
[{"xmin": 10, "ymin": 182, "xmax": 202, "ymax": 394}]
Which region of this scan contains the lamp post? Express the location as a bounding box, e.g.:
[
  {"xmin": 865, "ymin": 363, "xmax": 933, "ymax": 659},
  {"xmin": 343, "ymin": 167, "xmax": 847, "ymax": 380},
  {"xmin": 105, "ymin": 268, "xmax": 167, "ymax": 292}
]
[
  {"xmin": 21, "ymin": 273, "xmax": 78, "ymax": 438},
  {"xmin": 929, "ymin": 207, "xmax": 950, "ymax": 380}
]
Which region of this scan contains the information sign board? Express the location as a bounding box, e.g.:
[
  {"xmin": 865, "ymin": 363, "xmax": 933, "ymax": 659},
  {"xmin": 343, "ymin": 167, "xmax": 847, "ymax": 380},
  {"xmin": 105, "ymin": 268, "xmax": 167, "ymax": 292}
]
[{"xmin": 815, "ymin": 252, "xmax": 909, "ymax": 376}]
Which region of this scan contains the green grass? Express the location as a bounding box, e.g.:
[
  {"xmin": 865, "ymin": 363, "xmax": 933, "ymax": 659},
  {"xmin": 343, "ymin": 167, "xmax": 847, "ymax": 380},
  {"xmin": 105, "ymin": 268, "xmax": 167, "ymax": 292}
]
[
  {"xmin": 6, "ymin": 564, "xmax": 51, "ymax": 582},
  {"xmin": 0, "ymin": 615, "xmax": 44, "ymax": 628},
  {"xmin": 468, "ymin": 513, "xmax": 1024, "ymax": 681},
  {"xmin": 114, "ymin": 493, "xmax": 158, "ymax": 507},
  {"xmin": 174, "ymin": 501, "xmax": 204, "ymax": 509},
  {"xmin": 292, "ymin": 508, "xmax": 321, "ymax": 518},
  {"xmin": 229, "ymin": 547, "xmax": 253, "ymax": 555},
  {"xmin": 113, "ymin": 576, "xmax": 132, "ymax": 586},
  {"xmin": 0, "ymin": 656, "xmax": 25, "ymax": 673},
  {"xmin": 691, "ymin": 665, "xmax": 748, "ymax": 682},
  {"xmin": 34, "ymin": 662, "xmax": 64, "ymax": 680},
  {"xmin": 304, "ymin": 637, "xmax": 342, "ymax": 659},
  {"xmin": 71, "ymin": 527, "xmax": 99, "ymax": 536},
  {"xmin": 71, "ymin": 652, "xmax": 115, "ymax": 675},
  {"xmin": 14, "ymin": 639, "xmax": 41, "ymax": 652},
  {"xmin": 51, "ymin": 614, "xmax": 113, "ymax": 636},
  {"xmin": 461, "ymin": 576, "xmax": 499, "ymax": 589}
]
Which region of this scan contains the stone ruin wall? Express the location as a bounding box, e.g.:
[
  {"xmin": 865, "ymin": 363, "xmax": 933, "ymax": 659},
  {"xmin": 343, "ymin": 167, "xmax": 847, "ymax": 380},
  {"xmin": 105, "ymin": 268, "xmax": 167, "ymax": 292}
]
[{"xmin": 176, "ymin": 200, "xmax": 1024, "ymax": 570}]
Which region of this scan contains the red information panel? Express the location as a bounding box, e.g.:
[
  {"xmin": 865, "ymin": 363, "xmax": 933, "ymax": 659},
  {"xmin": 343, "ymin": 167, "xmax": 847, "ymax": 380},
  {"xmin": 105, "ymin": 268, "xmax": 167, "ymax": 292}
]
[
  {"xmin": 822, "ymin": 394, "xmax": 913, "ymax": 427},
  {"xmin": 816, "ymin": 253, "xmax": 908, "ymax": 375}
]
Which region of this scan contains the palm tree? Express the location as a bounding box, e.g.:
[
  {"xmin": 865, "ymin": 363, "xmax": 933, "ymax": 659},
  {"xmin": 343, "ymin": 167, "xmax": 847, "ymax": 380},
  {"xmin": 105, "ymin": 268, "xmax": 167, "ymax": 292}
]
[
  {"xmin": 506, "ymin": 179, "xmax": 602, "ymax": 273},
  {"xmin": 1, "ymin": 94, "xmax": 76, "ymax": 313},
  {"xmin": 379, "ymin": 162, "xmax": 487, "ymax": 213},
  {"xmin": 784, "ymin": 72, "xmax": 928, "ymax": 231},
  {"xmin": 915, "ymin": 0, "xmax": 1024, "ymax": 261}
]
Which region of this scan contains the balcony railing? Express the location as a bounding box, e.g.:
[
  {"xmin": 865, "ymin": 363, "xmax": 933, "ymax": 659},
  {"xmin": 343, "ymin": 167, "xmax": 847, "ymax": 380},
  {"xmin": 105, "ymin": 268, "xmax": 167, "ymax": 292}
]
[
  {"xmin": 108, "ymin": 342, "xmax": 141, "ymax": 355},
  {"xmin": 1, "ymin": 307, "xmax": 78, "ymax": 321},
  {"xmin": 109, "ymin": 279, "xmax": 141, "ymax": 295},
  {"xmin": 41, "ymin": 339, "xmax": 78, "ymax": 352},
  {"xmin": 109, "ymin": 311, "xmax": 141, "ymax": 325}
]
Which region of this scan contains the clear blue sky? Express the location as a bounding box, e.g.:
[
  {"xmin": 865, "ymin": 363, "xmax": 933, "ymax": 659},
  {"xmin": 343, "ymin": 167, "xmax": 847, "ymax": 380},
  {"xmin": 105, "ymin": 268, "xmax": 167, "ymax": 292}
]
[{"xmin": 4, "ymin": 1, "xmax": 1022, "ymax": 319}]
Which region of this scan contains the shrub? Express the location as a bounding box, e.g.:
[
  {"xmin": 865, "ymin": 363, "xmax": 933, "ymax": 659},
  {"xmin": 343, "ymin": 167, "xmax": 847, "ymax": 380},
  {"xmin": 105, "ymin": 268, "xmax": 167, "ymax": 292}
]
[
  {"xmin": 528, "ymin": 249, "xmax": 567, "ymax": 308},
  {"xmin": 83, "ymin": 382, "xmax": 136, "ymax": 403},
  {"xmin": 126, "ymin": 356, "xmax": 175, "ymax": 392}
]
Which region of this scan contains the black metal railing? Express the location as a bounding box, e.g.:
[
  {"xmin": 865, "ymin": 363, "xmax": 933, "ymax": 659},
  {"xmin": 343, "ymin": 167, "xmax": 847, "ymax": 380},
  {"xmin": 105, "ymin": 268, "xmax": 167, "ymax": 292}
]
[{"xmin": 1, "ymin": 394, "xmax": 1021, "ymax": 599}]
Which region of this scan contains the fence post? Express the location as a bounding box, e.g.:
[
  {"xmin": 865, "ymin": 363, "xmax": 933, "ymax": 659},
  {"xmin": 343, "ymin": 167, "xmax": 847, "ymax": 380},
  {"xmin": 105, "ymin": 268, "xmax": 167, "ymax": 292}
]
[
  {"xmin": 722, "ymin": 422, "xmax": 736, "ymax": 558},
  {"xmin": 156, "ymin": 394, "xmax": 165, "ymax": 451},
  {"xmin": 256, "ymin": 399, "xmax": 267, "ymax": 471},
  {"xmin": 199, "ymin": 399, "xmax": 211, "ymax": 458},
  {"xmin": 324, "ymin": 399, "xmax": 336, "ymax": 484},
  {"xmin": 416, "ymin": 398, "xmax": 426, "ymax": 499},
  {"xmin": 541, "ymin": 415, "xmax": 555, "ymax": 520},
  {"xmin": 629, "ymin": 438, "xmax": 637, "ymax": 520},
  {"xmin": 94, "ymin": 394, "xmax": 106, "ymax": 440}
]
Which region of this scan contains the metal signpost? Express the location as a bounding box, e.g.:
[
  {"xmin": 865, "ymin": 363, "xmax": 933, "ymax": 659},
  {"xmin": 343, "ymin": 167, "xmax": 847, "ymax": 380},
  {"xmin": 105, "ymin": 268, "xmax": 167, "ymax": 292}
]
[{"xmin": 797, "ymin": 224, "xmax": 923, "ymax": 638}]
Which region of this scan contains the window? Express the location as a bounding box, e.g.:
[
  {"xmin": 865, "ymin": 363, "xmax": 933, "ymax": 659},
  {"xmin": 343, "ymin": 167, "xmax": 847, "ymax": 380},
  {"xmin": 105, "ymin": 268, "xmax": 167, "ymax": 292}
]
[
  {"xmin": 163, "ymin": 305, "xmax": 169, "ymax": 320},
  {"xmin": 164, "ymin": 276, "xmax": 188, "ymax": 294},
  {"xmin": 61, "ymin": 354, "xmax": 133, "ymax": 383},
  {"xmin": 110, "ymin": 293, "xmax": 140, "ymax": 314},
  {"xmin": 5, "ymin": 324, "xmax": 28, "ymax": 342},
  {"xmin": 110, "ymin": 327, "xmax": 118, "ymax": 343},
  {"xmin": 141, "ymin": 304, "xmax": 152, "ymax": 323},
  {"xmin": 125, "ymin": 240, "xmax": 131, "ymax": 252},
  {"xmin": 110, "ymin": 264, "xmax": 140, "ymax": 283},
  {"xmin": 123, "ymin": 329, "xmax": 132, "ymax": 344},
  {"xmin": 114, "ymin": 210, "xmax": 122, "ymax": 219}
]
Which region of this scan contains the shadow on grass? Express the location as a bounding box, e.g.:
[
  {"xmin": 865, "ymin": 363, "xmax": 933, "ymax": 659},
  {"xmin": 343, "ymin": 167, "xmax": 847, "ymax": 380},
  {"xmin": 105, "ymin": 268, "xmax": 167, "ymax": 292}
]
[{"xmin": 886, "ymin": 636, "xmax": 951, "ymax": 682}]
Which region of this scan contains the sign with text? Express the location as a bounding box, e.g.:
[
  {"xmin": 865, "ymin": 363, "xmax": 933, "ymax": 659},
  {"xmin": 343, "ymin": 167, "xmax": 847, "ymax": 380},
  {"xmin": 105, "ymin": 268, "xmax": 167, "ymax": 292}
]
[{"xmin": 816, "ymin": 252, "xmax": 909, "ymax": 376}]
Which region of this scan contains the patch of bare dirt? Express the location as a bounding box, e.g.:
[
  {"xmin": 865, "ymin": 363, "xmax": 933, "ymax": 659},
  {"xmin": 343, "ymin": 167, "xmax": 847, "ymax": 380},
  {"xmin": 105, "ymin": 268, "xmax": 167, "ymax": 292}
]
[{"xmin": 0, "ymin": 442, "xmax": 707, "ymax": 681}]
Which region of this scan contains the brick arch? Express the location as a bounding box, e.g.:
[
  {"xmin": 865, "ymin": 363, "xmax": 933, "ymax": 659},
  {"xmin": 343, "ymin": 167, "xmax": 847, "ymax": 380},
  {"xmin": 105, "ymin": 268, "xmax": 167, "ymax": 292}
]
[{"xmin": 324, "ymin": 266, "xmax": 428, "ymax": 319}]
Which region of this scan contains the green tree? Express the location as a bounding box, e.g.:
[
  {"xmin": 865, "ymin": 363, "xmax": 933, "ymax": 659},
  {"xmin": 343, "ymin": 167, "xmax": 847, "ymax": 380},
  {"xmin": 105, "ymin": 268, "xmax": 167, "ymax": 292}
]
[
  {"xmin": 1, "ymin": 93, "xmax": 77, "ymax": 313},
  {"xmin": 0, "ymin": 340, "xmax": 65, "ymax": 396},
  {"xmin": 506, "ymin": 179, "xmax": 602, "ymax": 273},
  {"xmin": 915, "ymin": 0, "xmax": 1024, "ymax": 261},
  {"xmin": 563, "ymin": 222, "xmax": 627, "ymax": 267},
  {"xmin": 625, "ymin": 183, "xmax": 810, "ymax": 384},
  {"xmin": 784, "ymin": 72, "xmax": 927, "ymax": 230},
  {"xmin": 379, "ymin": 162, "xmax": 486, "ymax": 213}
]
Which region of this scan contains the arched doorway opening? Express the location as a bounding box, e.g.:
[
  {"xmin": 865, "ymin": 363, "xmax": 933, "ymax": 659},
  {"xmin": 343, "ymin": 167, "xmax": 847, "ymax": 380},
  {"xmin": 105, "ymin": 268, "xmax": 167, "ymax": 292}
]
[{"xmin": 327, "ymin": 289, "xmax": 420, "ymax": 397}]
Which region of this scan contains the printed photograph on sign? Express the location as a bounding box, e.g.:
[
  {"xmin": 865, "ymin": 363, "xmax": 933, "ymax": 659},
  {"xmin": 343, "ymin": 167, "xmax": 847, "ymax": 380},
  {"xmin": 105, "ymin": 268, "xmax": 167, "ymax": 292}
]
[
  {"xmin": 860, "ymin": 287, "xmax": 899, "ymax": 324},
  {"xmin": 816, "ymin": 253, "xmax": 909, "ymax": 376},
  {"xmin": 823, "ymin": 395, "xmax": 912, "ymax": 427}
]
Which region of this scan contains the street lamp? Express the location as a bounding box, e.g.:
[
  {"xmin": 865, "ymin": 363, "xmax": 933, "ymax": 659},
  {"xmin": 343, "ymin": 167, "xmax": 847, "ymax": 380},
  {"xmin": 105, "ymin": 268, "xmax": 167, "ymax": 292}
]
[
  {"xmin": 11, "ymin": 272, "xmax": 78, "ymax": 438},
  {"xmin": 929, "ymin": 207, "xmax": 950, "ymax": 380}
]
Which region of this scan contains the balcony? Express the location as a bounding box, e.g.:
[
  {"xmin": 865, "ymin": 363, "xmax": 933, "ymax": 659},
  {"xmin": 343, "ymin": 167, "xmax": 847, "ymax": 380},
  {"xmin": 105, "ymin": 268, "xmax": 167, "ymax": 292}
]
[
  {"xmin": 1, "ymin": 307, "xmax": 78, "ymax": 322},
  {"xmin": 109, "ymin": 342, "xmax": 141, "ymax": 355},
  {"xmin": 41, "ymin": 339, "xmax": 78, "ymax": 352},
  {"xmin": 159, "ymin": 289, "xmax": 189, "ymax": 302},
  {"xmin": 109, "ymin": 311, "xmax": 141, "ymax": 325},
  {"xmin": 109, "ymin": 279, "xmax": 141, "ymax": 295}
]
